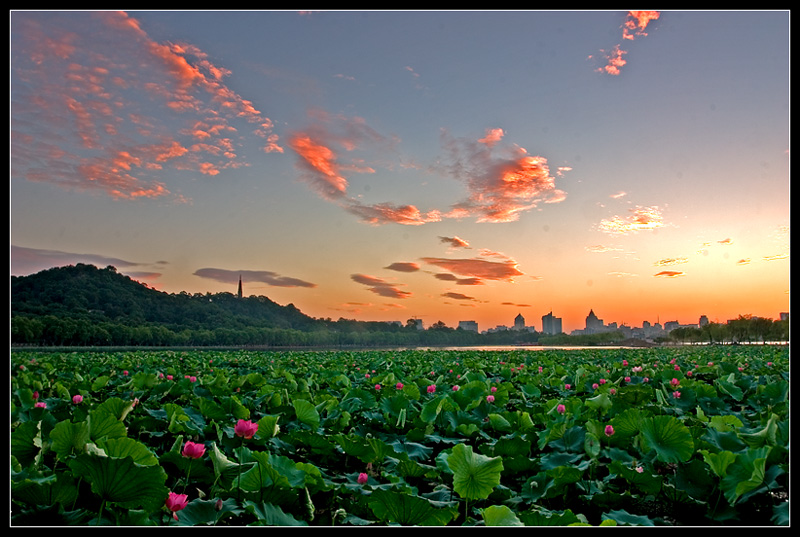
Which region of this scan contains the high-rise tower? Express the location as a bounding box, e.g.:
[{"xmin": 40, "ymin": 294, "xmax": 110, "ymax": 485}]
[{"xmin": 238, "ymin": 275, "xmax": 243, "ymax": 299}]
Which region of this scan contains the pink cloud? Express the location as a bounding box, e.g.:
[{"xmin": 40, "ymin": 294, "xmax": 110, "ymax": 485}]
[
  {"xmin": 440, "ymin": 132, "xmax": 568, "ymax": 223},
  {"xmin": 595, "ymin": 45, "xmax": 627, "ymax": 76},
  {"xmin": 11, "ymin": 11, "xmax": 281, "ymax": 201},
  {"xmin": 439, "ymin": 236, "xmax": 470, "ymax": 249},
  {"xmin": 384, "ymin": 262, "xmax": 420, "ymax": 272},
  {"xmin": 478, "ymin": 127, "xmax": 504, "ymax": 147},
  {"xmin": 623, "ymin": 11, "xmax": 661, "ymax": 40},
  {"xmin": 592, "ymin": 11, "xmax": 660, "ymax": 75},
  {"xmin": 421, "ymin": 257, "xmax": 523, "ymax": 282}
]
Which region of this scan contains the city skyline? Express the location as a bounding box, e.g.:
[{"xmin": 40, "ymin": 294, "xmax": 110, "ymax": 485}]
[{"xmin": 11, "ymin": 11, "xmax": 790, "ymax": 335}]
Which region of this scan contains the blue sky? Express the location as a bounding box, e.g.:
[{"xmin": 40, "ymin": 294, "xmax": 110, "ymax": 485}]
[{"xmin": 10, "ymin": 10, "xmax": 790, "ymax": 332}]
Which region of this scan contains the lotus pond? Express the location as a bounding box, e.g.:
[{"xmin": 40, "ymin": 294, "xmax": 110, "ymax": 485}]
[{"xmin": 10, "ymin": 346, "xmax": 790, "ymax": 526}]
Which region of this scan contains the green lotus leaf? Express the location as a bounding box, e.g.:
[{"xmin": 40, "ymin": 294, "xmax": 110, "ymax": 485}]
[
  {"xmin": 446, "ymin": 443, "xmax": 503, "ymax": 500},
  {"xmin": 67, "ymin": 453, "xmax": 168, "ymax": 511},
  {"xmin": 293, "ymin": 398, "xmax": 321, "ymax": 429},
  {"xmin": 638, "ymin": 415, "xmax": 694, "ymax": 463},
  {"xmin": 49, "ymin": 419, "xmax": 90, "ymax": 459},
  {"xmin": 482, "ymin": 504, "xmax": 524, "ymax": 526},
  {"xmin": 244, "ymin": 500, "xmax": 308, "ymax": 526},
  {"xmin": 368, "ymin": 489, "xmax": 456, "ymax": 526}
]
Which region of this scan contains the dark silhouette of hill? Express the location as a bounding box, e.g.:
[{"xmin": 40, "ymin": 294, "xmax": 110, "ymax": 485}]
[{"xmin": 11, "ymin": 264, "xmax": 323, "ymax": 345}]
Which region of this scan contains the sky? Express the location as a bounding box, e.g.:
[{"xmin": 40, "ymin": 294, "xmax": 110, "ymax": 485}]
[{"xmin": 10, "ymin": 10, "xmax": 790, "ymax": 334}]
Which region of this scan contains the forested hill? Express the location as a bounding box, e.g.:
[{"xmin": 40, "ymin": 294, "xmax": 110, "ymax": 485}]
[{"xmin": 10, "ymin": 264, "xmax": 325, "ymax": 345}]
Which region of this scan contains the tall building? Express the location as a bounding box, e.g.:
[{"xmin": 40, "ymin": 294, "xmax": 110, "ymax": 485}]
[
  {"xmin": 514, "ymin": 313, "xmax": 525, "ymax": 330},
  {"xmin": 237, "ymin": 275, "xmax": 243, "ymax": 298},
  {"xmin": 541, "ymin": 311, "xmax": 562, "ymax": 335},
  {"xmin": 585, "ymin": 309, "xmax": 605, "ymax": 333}
]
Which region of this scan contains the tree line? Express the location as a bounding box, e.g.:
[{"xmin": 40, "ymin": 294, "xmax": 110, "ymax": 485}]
[{"xmin": 11, "ymin": 264, "xmax": 788, "ymax": 348}]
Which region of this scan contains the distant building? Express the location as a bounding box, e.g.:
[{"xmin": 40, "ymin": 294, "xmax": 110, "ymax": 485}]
[
  {"xmin": 699, "ymin": 315, "xmax": 709, "ymax": 327},
  {"xmin": 458, "ymin": 320, "xmax": 479, "ymax": 332},
  {"xmin": 541, "ymin": 311, "xmax": 562, "ymax": 335},
  {"xmin": 585, "ymin": 309, "xmax": 605, "ymax": 333},
  {"xmin": 514, "ymin": 313, "xmax": 525, "ymax": 331},
  {"xmin": 238, "ymin": 275, "xmax": 243, "ymax": 298}
]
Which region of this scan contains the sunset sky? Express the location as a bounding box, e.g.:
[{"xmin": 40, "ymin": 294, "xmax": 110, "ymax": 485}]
[{"xmin": 10, "ymin": 10, "xmax": 790, "ymax": 334}]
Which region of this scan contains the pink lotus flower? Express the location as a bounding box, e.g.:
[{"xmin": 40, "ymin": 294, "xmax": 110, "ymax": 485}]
[
  {"xmin": 374, "ymin": 384, "xmax": 381, "ymax": 391},
  {"xmin": 72, "ymin": 394, "xmax": 83, "ymax": 404},
  {"xmin": 182, "ymin": 441, "xmax": 206, "ymax": 459},
  {"xmin": 538, "ymin": 366, "xmax": 543, "ymax": 373},
  {"xmin": 167, "ymin": 375, "xmax": 174, "ymax": 380},
  {"xmin": 123, "ymin": 370, "xmax": 129, "ymax": 376},
  {"xmin": 234, "ymin": 419, "xmax": 259, "ymax": 439},
  {"xmin": 34, "ymin": 401, "xmax": 46, "ymax": 408},
  {"xmin": 624, "ymin": 376, "xmax": 631, "ymax": 383},
  {"xmin": 396, "ymin": 382, "xmax": 404, "ymax": 390},
  {"xmin": 622, "ymin": 359, "xmax": 628, "ymax": 366},
  {"xmin": 599, "ymin": 378, "xmax": 606, "ymax": 385},
  {"xmin": 165, "ymin": 491, "xmax": 189, "ymax": 520},
  {"xmin": 564, "ymin": 384, "xmax": 571, "ymax": 390},
  {"xmin": 670, "ymin": 378, "xmax": 680, "ymax": 387},
  {"xmin": 32, "ymin": 391, "xmax": 39, "ymax": 400},
  {"xmin": 610, "ymin": 388, "xmax": 617, "ymax": 395},
  {"xmin": 189, "ymin": 376, "xmax": 197, "ymax": 383},
  {"xmin": 491, "ymin": 386, "xmax": 497, "ymax": 393},
  {"xmin": 427, "ymin": 385, "xmax": 436, "ymax": 394},
  {"xmin": 672, "ymin": 391, "xmax": 681, "ymax": 399},
  {"xmin": 365, "ymin": 373, "xmax": 370, "ymax": 378},
  {"xmin": 556, "ymin": 404, "xmax": 566, "ymax": 414},
  {"xmin": 604, "ymin": 425, "xmax": 615, "ymax": 437},
  {"xmin": 357, "ymin": 472, "xmax": 369, "ymax": 485},
  {"xmin": 686, "ymin": 370, "xmax": 693, "ymax": 377},
  {"xmin": 452, "ymin": 385, "xmax": 460, "ymax": 391},
  {"xmin": 592, "ymin": 383, "xmax": 599, "ymax": 390},
  {"xmin": 486, "ymin": 395, "xmax": 495, "ymax": 403}
]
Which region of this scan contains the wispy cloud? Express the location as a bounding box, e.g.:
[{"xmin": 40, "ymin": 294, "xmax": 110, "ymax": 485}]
[
  {"xmin": 194, "ymin": 268, "xmax": 316, "ymax": 288},
  {"xmin": 11, "ymin": 11, "xmax": 281, "ymax": 201},
  {"xmin": 351, "ymin": 273, "xmax": 412, "ymax": 299},
  {"xmin": 653, "ymin": 257, "xmax": 688, "ymax": 267},
  {"xmin": 585, "ymin": 244, "xmax": 623, "ymax": 253},
  {"xmin": 654, "ymin": 270, "xmax": 684, "ymax": 278},
  {"xmin": 591, "ymin": 11, "xmax": 660, "ymax": 75},
  {"xmin": 11, "ymin": 244, "xmax": 158, "ymax": 276},
  {"xmin": 598, "ymin": 206, "xmax": 665, "ymax": 235},
  {"xmin": 434, "ymin": 273, "xmax": 484, "ymax": 286}
]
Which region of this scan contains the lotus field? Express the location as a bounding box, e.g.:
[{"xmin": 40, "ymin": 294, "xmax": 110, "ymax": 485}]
[{"xmin": 11, "ymin": 346, "xmax": 789, "ymax": 526}]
